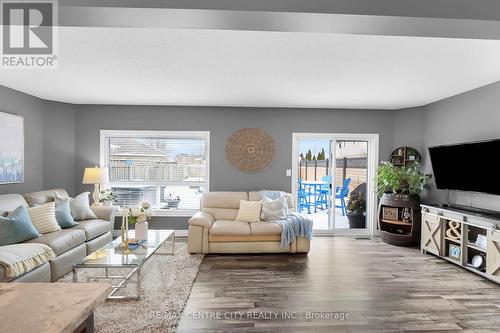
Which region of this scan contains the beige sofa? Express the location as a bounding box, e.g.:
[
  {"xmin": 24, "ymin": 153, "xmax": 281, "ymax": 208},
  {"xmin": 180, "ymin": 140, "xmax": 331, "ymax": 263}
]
[
  {"xmin": 188, "ymin": 191, "xmax": 310, "ymax": 254},
  {"xmin": 0, "ymin": 189, "xmax": 115, "ymax": 282}
]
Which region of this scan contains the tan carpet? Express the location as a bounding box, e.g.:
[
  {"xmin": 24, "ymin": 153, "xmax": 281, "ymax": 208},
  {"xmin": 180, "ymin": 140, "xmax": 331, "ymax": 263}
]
[{"xmin": 59, "ymin": 242, "xmax": 203, "ymax": 333}]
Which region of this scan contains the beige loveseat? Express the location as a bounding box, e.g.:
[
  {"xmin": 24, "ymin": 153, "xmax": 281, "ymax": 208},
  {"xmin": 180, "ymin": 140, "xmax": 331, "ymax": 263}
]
[
  {"xmin": 0, "ymin": 189, "xmax": 115, "ymax": 282},
  {"xmin": 188, "ymin": 191, "xmax": 310, "ymax": 254}
]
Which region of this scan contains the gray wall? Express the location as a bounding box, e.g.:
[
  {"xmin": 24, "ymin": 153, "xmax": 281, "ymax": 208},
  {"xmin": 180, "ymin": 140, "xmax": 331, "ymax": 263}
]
[
  {"xmin": 75, "ymin": 105, "xmax": 394, "ymax": 194},
  {"xmin": 0, "ymin": 86, "xmax": 77, "ymax": 195},
  {"xmin": 394, "ymin": 81, "xmax": 500, "ymax": 211},
  {"xmin": 75, "ymin": 105, "xmax": 395, "ymax": 229}
]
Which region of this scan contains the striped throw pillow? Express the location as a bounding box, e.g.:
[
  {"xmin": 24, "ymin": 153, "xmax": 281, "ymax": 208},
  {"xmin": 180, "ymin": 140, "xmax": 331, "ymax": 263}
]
[
  {"xmin": 28, "ymin": 202, "xmax": 61, "ymax": 234},
  {"xmin": 236, "ymin": 200, "xmax": 262, "ymax": 222}
]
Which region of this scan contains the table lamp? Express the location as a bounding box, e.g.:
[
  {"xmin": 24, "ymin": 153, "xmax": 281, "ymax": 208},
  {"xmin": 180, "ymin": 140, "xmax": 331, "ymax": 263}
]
[{"xmin": 82, "ymin": 166, "xmax": 109, "ymax": 205}]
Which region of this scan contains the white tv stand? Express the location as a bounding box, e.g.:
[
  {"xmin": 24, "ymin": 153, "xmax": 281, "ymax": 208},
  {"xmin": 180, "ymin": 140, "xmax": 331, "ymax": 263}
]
[{"xmin": 421, "ymin": 204, "xmax": 500, "ymax": 283}]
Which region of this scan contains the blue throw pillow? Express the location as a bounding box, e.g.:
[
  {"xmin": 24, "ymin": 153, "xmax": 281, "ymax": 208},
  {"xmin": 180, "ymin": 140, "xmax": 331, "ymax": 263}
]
[
  {"xmin": 55, "ymin": 198, "xmax": 78, "ymax": 228},
  {"xmin": 0, "ymin": 205, "xmax": 40, "ymax": 246}
]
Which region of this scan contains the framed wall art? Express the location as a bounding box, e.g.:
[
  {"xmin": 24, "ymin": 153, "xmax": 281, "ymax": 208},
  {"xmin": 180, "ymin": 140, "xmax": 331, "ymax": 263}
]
[{"xmin": 0, "ymin": 111, "xmax": 24, "ymax": 184}]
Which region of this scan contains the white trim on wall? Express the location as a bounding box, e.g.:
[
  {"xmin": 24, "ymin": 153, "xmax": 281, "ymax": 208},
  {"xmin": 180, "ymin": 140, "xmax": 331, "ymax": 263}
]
[
  {"xmin": 291, "ymin": 132, "xmax": 379, "ymax": 236},
  {"xmin": 99, "ymin": 130, "xmax": 210, "ymax": 216}
]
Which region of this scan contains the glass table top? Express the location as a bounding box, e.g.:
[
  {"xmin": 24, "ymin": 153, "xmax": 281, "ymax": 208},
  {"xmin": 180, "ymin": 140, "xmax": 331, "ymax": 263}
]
[{"xmin": 74, "ymin": 230, "xmax": 174, "ymax": 268}]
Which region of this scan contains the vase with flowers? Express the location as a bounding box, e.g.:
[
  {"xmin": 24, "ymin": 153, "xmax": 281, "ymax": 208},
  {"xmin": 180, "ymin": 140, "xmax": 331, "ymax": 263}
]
[{"xmin": 128, "ymin": 202, "xmax": 154, "ymax": 240}]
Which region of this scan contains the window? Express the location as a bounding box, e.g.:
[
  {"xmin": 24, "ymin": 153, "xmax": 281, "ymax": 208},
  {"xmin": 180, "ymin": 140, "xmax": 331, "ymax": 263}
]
[{"xmin": 100, "ymin": 130, "xmax": 209, "ymax": 215}]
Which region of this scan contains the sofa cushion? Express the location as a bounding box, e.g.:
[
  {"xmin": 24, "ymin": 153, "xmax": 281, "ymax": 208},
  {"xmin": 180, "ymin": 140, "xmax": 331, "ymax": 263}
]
[
  {"xmin": 250, "ymin": 222, "xmax": 283, "ymax": 236},
  {"xmin": 25, "ymin": 229, "xmax": 86, "ymax": 256},
  {"xmin": 28, "ymin": 202, "xmax": 61, "ymax": 234},
  {"xmin": 201, "ymin": 192, "xmax": 248, "ymax": 209},
  {"xmin": 236, "ymin": 200, "xmax": 262, "ymax": 223},
  {"xmin": 249, "ymin": 191, "xmax": 294, "ymax": 211},
  {"xmin": 209, "ymin": 220, "xmax": 251, "ymax": 236},
  {"xmin": 71, "ymin": 219, "xmax": 110, "ymax": 241},
  {"xmin": 22, "ymin": 189, "xmax": 69, "ymax": 207},
  {"xmin": 69, "ymin": 192, "xmax": 97, "ymax": 221},
  {"xmin": 55, "ymin": 198, "xmax": 78, "ymax": 229},
  {"xmin": 0, "ymin": 206, "xmax": 40, "ymax": 246}
]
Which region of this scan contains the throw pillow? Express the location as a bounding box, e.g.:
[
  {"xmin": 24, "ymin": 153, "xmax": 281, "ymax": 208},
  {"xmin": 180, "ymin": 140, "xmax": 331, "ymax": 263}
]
[
  {"xmin": 261, "ymin": 195, "xmax": 288, "ymax": 221},
  {"xmin": 28, "ymin": 202, "xmax": 61, "ymax": 234},
  {"xmin": 55, "ymin": 197, "xmax": 78, "ymax": 228},
  {"xmin": 236, "ymin": 200, "xmax": 262, "ymax": 222},
  {"xmin": 69, "ymin": 192, "xmax": 97, "ymax": 221},
  {"xmin": 0, "ymin": 206, "xmax": 40, "ymax": 246}
]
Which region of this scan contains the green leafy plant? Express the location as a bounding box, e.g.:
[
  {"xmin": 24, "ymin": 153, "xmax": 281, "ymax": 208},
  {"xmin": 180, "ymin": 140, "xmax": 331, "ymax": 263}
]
[
  {"xmin": 99, "ymin": 189, "xmax": 117, "ymax": 203},
  {"xmin": 376, "ymin": 162, "xmax": 431, "ymax": 198},
  {"xmin": 346, "ymin": 192, "xmax": 366, "ymax": 215}
]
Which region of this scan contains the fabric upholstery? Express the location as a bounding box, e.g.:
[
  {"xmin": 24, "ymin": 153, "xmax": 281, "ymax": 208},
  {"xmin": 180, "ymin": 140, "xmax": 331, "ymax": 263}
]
[
  {"xmin": 0, "ymin": 206, "xmax": 40, "ymax": 246},
  {"xmin": 55, "ymin": 198, "xmax": 78, "ymax": 228},
  {"xmin": 249, "ymin": 191, "xmax": 294, "ymax": 210},
  {"xmin": 201, "ymin": 192, "xmax": 248, "ymax": 209},
  {"xmin": 2, "ymin": 261, "xmax": 51, "ymax": 283},
  {"xmin": 209, "ymin": 220, "xmax": 251, "ymax": 236},
  {"xmin": 189, "ymin": 211, "xmax": 215, "ymax": 228},
  {"xmin": 22, "ymin": 189, "xmax": 69, "ymax": 207},
  {"xmin": 250, "ymin": 222, "xmax": 283, "ymax": 235},
  {"xmin": 28, "ymin": 202, "xmax": 61, "ymax": 234},
  {"xmin": 0, "ymin": 243, "xmax": 55, "ymax": 279},
  {"xmin": 236, "ymin": 200, "xmax": 262, "ymax": 222},
  {"xmin": 25, "ymin": 229, "xmax": 85, "ymax": 256},
  {"xmin": 71, "ymin": 219, "xmax": 111, "ymax": 240},
  {"xmin": 260, "ymin": 196, "xmax": 288, "ymax": 221},
  {"xmin": 0, "ymin": 194, "xmax": 29, "ymax": 216},
  {"xmin": 70, "ymin": 192, "xmax": 97, "ymax": 220}
]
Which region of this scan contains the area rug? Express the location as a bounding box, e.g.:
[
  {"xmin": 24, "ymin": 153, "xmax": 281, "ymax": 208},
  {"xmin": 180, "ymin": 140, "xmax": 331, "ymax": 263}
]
[{"xmin": 58, "ymin": 242, "xmax": 203, "ymax": 333}]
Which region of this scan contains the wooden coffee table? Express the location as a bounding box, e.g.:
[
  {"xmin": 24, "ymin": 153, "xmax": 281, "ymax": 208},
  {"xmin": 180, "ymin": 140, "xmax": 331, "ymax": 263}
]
[
  {"xmin": 0, "ymin": 282, "xmax": 109, "ymax": 333},
  {"xmin": 73, "ymin": 230, "xmax": 175, "ymax": 300}
]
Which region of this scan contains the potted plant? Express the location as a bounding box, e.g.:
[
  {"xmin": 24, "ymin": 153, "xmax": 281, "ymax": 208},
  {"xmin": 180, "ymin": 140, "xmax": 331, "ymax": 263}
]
[
  {"xmin": 98, "ymin": 189, "xmax": 117, "ymax": 206},
  {"xmin": 376, "ymin": 162, "xmax": 432, "ymax": 246},
  {"xmin": 376, "ymin": 162, "xmax": 431, "ymax": 200},
  {"xmin": 346, "ymin": 192, "xmax": 366, "ymax": 229}
]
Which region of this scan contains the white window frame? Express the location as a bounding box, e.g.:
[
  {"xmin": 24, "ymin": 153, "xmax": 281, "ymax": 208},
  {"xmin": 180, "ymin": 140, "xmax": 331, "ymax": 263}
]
[{"xmin": 100, "ymin": 130, "xmax": 210, "ymax": 216}]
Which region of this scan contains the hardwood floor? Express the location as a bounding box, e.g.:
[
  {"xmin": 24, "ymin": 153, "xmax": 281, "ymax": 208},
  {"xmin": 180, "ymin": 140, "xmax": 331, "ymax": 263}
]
[{"xmin": 177, "ymin": 237, "xmax": 500, "ymax": 332}]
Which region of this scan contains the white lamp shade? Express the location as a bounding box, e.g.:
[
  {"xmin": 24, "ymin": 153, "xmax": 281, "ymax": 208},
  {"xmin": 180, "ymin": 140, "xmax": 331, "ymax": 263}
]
[{"xmin": 82, "ymin": 167, "xmax": 109, "ymax": 184}]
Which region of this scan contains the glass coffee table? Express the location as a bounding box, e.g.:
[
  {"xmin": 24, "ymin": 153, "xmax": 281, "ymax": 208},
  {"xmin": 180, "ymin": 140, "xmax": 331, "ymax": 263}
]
[{"xmin": 73, "ymin": 229, "xmax": 175, "ymax": 300}]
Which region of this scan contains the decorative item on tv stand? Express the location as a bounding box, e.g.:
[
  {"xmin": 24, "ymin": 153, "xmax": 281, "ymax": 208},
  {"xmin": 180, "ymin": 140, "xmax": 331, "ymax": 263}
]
[{"xmin": 376, "ymin": 159, "xmax": 432, "ymax": 246}]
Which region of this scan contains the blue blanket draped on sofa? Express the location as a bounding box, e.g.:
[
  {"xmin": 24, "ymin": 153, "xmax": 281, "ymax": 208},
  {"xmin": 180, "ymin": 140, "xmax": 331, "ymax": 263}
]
[{"xmin": 260, "ymin": 190, "xmax": 313, "ymax": 248}]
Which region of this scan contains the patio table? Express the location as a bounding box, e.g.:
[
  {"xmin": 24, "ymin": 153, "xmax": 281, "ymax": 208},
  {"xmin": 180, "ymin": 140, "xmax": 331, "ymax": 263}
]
[{"xmin": 302, "ymin": 180, "xmax": 329, "ymax": 212}]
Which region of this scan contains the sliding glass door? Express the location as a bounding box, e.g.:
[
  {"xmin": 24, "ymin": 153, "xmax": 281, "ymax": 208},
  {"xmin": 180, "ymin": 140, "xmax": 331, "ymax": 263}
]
[{"xmin": 292, "ymin": 133, "xmax": 378, "ymax": 235}]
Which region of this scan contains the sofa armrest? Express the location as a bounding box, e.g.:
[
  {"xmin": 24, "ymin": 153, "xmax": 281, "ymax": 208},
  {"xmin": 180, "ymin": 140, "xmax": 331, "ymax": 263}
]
[
  {"xmin": 189, "ymin": 211, "xmax": 215, "ymax": 228},
  {"xmin": 90, "ymin": 205, "xmax": 117, "ymax": 222}
]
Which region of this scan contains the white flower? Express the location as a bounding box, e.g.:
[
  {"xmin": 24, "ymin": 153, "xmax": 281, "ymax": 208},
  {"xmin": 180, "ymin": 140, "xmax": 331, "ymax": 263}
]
[
  {"xmin": 145, "ymin": 209, "xmax": 154, "ymax": 218},
  {"xmin": 141, "ymin": 202, "xmax": 151, "ymax": 209},
  {"xmin": 130, "ymin": 208, "xmax": 141, "ymax": 217},
  {"xmin": 136, "ymin": 215, "xmax": 147, "ymax": 223}
]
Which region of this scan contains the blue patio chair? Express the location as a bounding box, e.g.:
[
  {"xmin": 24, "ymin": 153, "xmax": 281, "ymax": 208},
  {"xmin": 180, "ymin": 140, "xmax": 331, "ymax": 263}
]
[
  {"xmin": 316, "ymin": 175, "xmax": 332, "ymax": 210},
  {"xmin": 335, "ymin": 178, "xmax": 351, "ymax": 216},
  {"xmin": 297, "ymin": 178, "xmax": 313, "ymax": 214}
]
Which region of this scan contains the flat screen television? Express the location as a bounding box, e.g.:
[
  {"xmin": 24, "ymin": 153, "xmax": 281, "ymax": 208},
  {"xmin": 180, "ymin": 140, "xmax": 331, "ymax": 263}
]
[{"xmin": 428, "ymin": 139, "xmax": 500, "ymax": 196}]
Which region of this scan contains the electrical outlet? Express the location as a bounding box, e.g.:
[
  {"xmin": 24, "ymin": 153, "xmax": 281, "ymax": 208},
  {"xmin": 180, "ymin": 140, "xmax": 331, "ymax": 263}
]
[{"xmin": 286, "ymin": 169, "xmax": 292, "ymax": 177}]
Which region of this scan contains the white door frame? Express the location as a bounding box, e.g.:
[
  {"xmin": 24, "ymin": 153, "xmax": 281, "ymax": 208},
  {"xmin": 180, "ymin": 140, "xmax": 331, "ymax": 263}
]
[{"xmin": 292, "ymin": 133, "xmax": 379, "ymax": 236}]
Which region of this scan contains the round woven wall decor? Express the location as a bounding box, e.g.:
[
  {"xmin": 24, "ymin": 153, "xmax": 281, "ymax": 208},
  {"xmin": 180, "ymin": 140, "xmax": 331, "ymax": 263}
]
[{"xmin": 225, "ymin": 128, "xmax": 276, "ymax": 173}]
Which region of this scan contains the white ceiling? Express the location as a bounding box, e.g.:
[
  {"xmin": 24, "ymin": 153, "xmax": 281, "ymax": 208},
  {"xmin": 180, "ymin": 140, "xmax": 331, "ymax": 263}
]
[{"xmin": 2, "ymin": 27, "xmax": 500, "ymax": 109}]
